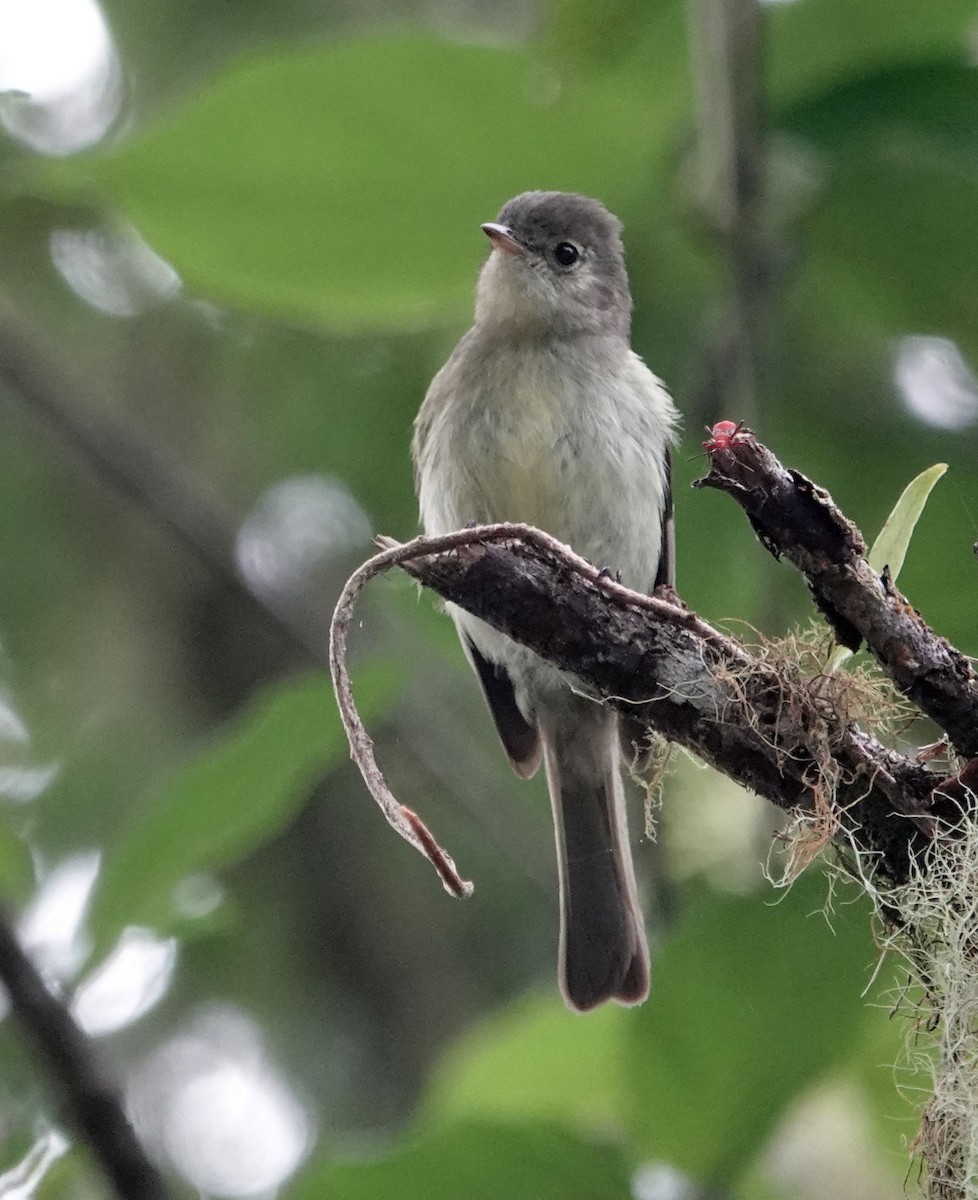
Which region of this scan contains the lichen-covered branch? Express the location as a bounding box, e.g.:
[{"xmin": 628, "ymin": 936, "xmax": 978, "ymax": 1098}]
[
  {"xmin": 696, "ymin": 425, "xmax": 978, "ymax": 756},
  {"xmin": 332, "ymin": 434, "xmax": 975, "ymax": 897},
  {"xmin": 332, "ymin": 522, "xmax": 949, "ymax": 888}
]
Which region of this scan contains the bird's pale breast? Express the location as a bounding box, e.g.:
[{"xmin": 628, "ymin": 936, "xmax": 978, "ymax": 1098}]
[{"xmin": 417, "ymin": 341, "xmax": 669, "ymax": 594}]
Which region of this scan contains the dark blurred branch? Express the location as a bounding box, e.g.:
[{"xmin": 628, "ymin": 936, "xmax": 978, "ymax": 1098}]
[
  {"xmin": 0, "ymin": 299, "xmax": 326, "ymax": 669},
  {"xmin": 333, "ymin": 513, "xmax": 959, "ymax": 892},
  {"xmin": 0, "ymin": 910, "xmax": 169, "ymax": 1200},
  {"xmin": 686, "ymin": 0, "xmax": 766, "ymax": 421},
  {"xmin": 696, "ymin": 427, "xmax": 978, "ymax": 757}
]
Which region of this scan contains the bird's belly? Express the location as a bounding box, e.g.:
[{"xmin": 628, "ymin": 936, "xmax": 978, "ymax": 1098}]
[
  {"xmin": 456, "ymin": 410, "xmax": 660, "ymax": 592},
  {"xmin": 483, "ymin": 435, "xmax": 563, "ymax": 530}
]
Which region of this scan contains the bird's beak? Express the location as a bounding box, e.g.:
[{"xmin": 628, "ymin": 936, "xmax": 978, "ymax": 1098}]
[{"xmin": 481, "ymin": 223, "xmax": 524, "ymax": 256}]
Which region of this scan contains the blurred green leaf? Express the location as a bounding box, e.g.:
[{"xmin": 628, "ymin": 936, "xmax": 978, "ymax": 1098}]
[
  {"xmin": 626, "ymin": 876, "xmax": 876, "ymax": 1186},
  {"xmin": 419, "ymin": 878, "xmax": 879, "ymax": 1189},
  {"xmin": 288, "ymin": 1120, "xmax": 632, "ymax": 1200},
  {"xmin": 0, "ymin": 819, "xmax": 34, "ymax": 906},
  {"xmin": 766, "ymin": 2, "xmax": 977, "ymax": 102},
  {"xmin": 422, "ymin": 992, "xmax": 627, "ymax": 1136},
  {"xmin": 780, "ymin": 61, "xmax": 978, "ymax": 162},
  {"xmin": 806, "ymin": 158, "xmax": 978, "ymax": 347},
  {"xmin": 777, "ymin": 63, "xmax": 978, "ymax": 350},
  {"xmin": 89, "ymin": 665, "xmax": 399, "ymax": 950},
  {"xmin": 37, "ymin": 35, "xmax": 666, "ymax": 331}
]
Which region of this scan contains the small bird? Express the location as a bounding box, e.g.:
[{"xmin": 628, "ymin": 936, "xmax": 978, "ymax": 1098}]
[{"xmin": 412, "ymin": 192, "xmax": 678, "ymax": 1011}]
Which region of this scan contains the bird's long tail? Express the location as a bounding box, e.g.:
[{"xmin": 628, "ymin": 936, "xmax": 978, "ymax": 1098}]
[{"xmin": 540, "ymin": 699, "xmax": 649, "ymax": 1012}]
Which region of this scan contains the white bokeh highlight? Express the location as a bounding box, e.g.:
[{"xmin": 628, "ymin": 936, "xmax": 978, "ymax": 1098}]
[
  {"xmin": 0, "ymin": 764, "xmax": 61, "ymax": 804},
  {"xmin": 17, "ymin": 851, "xmax": 100, "ymax": 980},
  {"xmin": 0, "ymin": 1129, "xmax": 69, "ymax": 1199},
  {"xmin": 0, "ymin": 684, "xmax": 60, "ymax": 804},
  {"xmin": 0, "ymin": 0, "xmax": 121, "ymax": 154},
  {"xmin": 632, "ymin": 1163, "xmax": 698, "ymax": 1200},
  {"xmin": 50, "ymin": 226, "xmax": 182, "ymax": 317},
  {"xmin": 170, "ymin": 872, "xmax": 225, "ymax": 921},
  {"xmin": 0, "ymin": 689, "xmax": 30, "ymax": 743},
  {"xmin": 129, "ymin": 1007, "xmax": 312, "ymax": 1198},
  {"xmin": 72, "ymin": 927, "xmax": 178, "ymax": 1037},
  {"xmin": 895, "ymin": 336, "xmax": 978, "ymax": 431},
  {"xmin": 236, "ymin": 475, "xmax": 372, "ymax": 599}
]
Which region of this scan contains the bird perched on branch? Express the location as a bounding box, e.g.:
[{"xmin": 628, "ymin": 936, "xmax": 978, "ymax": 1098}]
[{"xmin": 413, "ymin": 191, "xmax": 678, "ymax": 1011}]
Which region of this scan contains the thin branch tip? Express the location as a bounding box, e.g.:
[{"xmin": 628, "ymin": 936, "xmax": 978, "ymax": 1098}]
[{"xmin": 329, "ymin": 531, "xmax": 484, "ymax": 897}]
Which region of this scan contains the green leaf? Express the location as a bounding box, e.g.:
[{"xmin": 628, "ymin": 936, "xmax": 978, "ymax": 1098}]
[
  {"xmin": 37, "ymin": 35, "xmax": 665, "ymax": 331},
  {"xmin": 89, "ymin": 664, "xmax": 399, "ymax": 950},
  {"xmin": 288, "ymin": 1121, "xmax": 632, "ymax": 1200},
  {"xmin": 827, "ymin": 463, "xmax": 946, "ymax": 671},
  {"xmin": 626, "ymin": 876, "xmax": 876, "ymax": 1186},
  {"xmin": 777, "ymin": 64, "xmax": 978, "ymax": 350},
  {"xmin": 868, "ymin": 462, "xmax": 949, "ymax": 579},
  {"xmin": 766, "ymin": 2, "xmax": 978, "ymax": 103},
  {"xmin": 0, "ymin": 819, "xmax": 34, "ymax": 906},
  {"xmin": 780, "ymin": 62, "xmax": 978, "ymax": 164},
  {"xmin": 422, "ymin": 992, "xmax": 628, "ymax": 1136}
]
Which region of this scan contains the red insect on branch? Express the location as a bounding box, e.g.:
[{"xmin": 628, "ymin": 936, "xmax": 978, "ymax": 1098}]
[{"xmin": 702, "ymin": 419, "xmax": 751, "ymax": 453}]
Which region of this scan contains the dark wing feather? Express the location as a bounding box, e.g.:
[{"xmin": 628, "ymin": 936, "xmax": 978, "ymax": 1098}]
[
  {"xmin": 623, "ymin": 446, "xmax": 674, "ymax": 766},
  {"xmin": 654, "ymin": 446, "xmax": 675, "ymax": 590},
  {"xmin": 463, "ymin": 635, "xmax": 541, "ymax": 779}
]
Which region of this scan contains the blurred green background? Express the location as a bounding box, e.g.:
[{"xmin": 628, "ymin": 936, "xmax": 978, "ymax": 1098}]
[{"xmin": 0, "ymin": 0, "xmax": 976, "ymax": 1196}]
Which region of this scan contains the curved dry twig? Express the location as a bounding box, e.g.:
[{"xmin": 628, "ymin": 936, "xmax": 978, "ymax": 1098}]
[
  {"xmin": 327, "ymin": 520, "xmax": 680, "ymax": 898},
  {"xmin": 328, "ymin": 529, "xmax": 525, "ymax": 898}
]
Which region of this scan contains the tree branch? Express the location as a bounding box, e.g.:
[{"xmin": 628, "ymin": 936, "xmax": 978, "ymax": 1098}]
[
  {"xmin": 0, "ymin": 909, "xmax": 169, "ymax": 1199},
  {"xmin": 696, "ymin": 426, "xmax": 978, "ymax": 757},
  {"xmin": 409, "ymin": 528, "xmax": 940, "ymax": 869},
  {"xmin": 331, "ymin": 495, "xmax": 967, "ymax": 893}
]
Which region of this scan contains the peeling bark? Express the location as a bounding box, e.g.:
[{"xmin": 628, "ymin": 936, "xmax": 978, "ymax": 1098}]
[{"xmin": 696, "ymin": 430, "xmax": 978, "ymax": 756}]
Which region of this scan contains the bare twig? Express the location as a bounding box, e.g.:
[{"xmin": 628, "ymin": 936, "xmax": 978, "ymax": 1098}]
[
  {"xmin": 328, "ymin": 521, "xmax": 717, "ymax": 896},
  {"xmin": 0, "ymin": 909, "xmax": 169, "ymax": 1200},
  {"xmin": 327, "ymin": 520, "xmax": 698, "ymax": 896},
  {"xmin": 329, "ymin": 531, "xmax": 495, "ymax": 897}
]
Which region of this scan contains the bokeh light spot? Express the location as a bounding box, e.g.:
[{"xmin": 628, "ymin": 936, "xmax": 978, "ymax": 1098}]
[
  {"xmin": 895, "ymin": 336, "xmax": 978, "ymax": 431},
  {"xmin": 0, "ymin": 0, "xmax": 121, "ymax": 154}
]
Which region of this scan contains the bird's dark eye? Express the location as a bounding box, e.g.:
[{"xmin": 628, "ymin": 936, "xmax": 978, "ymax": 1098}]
[{"xmin": 553, "ymin": 242, "xmax": 580, "ymax": 267}]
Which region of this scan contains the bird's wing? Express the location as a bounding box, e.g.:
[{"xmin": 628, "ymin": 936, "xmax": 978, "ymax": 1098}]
[
  {"xmin": 654, "ymin": 446, "xmax": 675, "ymax": 590},
  {"xmin": 462, "ymin": 634, "xmax": 541, "ymax": 780},
  {"xmin": 623, "ymin": 445, "xmax": 674, "ymax": 767}
]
